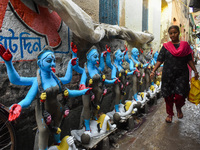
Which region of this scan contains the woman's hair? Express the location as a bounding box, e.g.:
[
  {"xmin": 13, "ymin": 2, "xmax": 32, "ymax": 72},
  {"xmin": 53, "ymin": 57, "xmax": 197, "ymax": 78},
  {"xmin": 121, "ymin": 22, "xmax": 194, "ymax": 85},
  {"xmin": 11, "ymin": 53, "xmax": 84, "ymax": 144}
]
[{"xmin": 168, "ymin": 25, "xmax": 180, "ymax": 34}]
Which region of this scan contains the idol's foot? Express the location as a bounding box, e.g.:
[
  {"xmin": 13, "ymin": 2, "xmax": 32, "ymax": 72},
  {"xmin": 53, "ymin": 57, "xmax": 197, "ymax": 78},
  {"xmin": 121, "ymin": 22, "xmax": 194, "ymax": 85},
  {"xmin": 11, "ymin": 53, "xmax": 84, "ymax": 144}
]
[
  {"xmin": 81, "ymin": 131, "xmax": 91, "ymax": 144},
  {"xmin": 113, "ymin": 113, "xmax": 121, "ymax": 123}
]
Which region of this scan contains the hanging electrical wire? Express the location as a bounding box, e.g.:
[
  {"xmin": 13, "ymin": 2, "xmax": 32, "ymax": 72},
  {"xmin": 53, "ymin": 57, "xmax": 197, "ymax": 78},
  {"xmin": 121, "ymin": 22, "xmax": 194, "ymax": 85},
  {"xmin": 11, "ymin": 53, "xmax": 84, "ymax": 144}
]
[{"xmin": 176, "ymin": 0, "xmax": 190, "ymax": 9}]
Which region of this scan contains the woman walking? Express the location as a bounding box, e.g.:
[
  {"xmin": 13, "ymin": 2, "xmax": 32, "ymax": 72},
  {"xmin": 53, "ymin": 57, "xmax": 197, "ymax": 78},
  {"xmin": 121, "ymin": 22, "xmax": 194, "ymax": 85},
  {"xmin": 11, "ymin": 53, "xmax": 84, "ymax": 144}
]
[{"xmin": 150, "ymin": 25, "xmax": 199, "ymax": 123}]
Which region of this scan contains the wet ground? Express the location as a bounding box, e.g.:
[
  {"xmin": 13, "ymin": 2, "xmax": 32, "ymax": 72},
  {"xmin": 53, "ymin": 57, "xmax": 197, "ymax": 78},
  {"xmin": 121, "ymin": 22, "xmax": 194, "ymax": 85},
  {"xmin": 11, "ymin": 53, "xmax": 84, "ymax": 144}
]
[
  {"xmin": 110, "ymin": 99, "xmax": 200, "ymax": 150},
  {"xmin": 110, "ymin": 64, "xmax": 200, "ymax": 150}
]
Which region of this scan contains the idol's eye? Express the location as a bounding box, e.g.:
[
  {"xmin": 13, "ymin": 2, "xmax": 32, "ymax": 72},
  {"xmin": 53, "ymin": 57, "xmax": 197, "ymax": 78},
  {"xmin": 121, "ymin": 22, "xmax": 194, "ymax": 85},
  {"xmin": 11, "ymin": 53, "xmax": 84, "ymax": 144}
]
[
  {"xmin": 94, "ymin": 55, "xmax": 97, "ymax": 58},
  {"xmin": 46, "ymin": 59, "xmax": 52, "ymax": 63}
]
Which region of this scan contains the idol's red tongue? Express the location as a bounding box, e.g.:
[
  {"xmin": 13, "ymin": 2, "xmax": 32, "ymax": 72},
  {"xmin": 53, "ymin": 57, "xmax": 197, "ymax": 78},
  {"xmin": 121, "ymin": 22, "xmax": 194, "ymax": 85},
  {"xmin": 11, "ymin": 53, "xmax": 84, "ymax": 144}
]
[
  {"xmin": 96, "ymin": 61, "xmax": 99, "ymax": 65},
  {"xmin": 122, "ymin": 59, "xmax": 124, "ymax": 62},
  {"xmin": 51, "ymin": 67, "xmax": 56, "ymax": 73}
]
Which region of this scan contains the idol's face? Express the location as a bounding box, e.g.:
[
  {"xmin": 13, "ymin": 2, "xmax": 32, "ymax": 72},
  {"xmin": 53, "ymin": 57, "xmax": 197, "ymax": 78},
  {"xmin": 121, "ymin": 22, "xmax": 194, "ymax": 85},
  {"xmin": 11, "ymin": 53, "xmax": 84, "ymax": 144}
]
[
  {"xmin": 39, "ymin": 52, "xmax": 56, "ymax": 72},
  {"xmin": 89, "ymin": 51, "xmax": 99, "ymax": 65},
  {"xmin": 115, "ymin": 50, "xmax": 124, "ymax": 61},
  {"xmin": 131, "ymin": 48, "xmax": 139, "ymax": 58}
]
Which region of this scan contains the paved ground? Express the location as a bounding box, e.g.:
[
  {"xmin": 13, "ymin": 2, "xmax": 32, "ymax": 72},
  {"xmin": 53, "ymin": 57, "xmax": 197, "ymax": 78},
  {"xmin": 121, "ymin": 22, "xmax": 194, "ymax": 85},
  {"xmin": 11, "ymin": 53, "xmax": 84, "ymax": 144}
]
[
  {"xmin": 109, "ymin": 63, "xmax": 200, "ymax": 150},
  {"xmin": 110, "ymin": 98, "xmax": 200, "ymax": 150}
]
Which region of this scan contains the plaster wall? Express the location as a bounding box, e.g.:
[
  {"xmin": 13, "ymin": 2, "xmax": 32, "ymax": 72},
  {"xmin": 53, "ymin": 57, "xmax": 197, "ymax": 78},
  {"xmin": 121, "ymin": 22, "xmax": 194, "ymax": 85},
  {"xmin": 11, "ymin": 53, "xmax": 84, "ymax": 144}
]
[
  {"xmin": 73, "ymin": 0, "xmax": 99, "ymax": 22},
  {"xmin": 161, "ymin": 0, "xmax": 171, "ymax": 44},
  {"xmin": 119, "ymin": 0, "xmax": 126, "ymax": 26},
  {"xmin": 0, "ymin": 1, "xmax": 75, "ymax": 149},
  {"xmin": 0, "ymin": 1, "xmax": 71, "ymax": 61},
  {"xmin": 148, "ymin": 0, "xmax": 162, "ymax": 51},
  {"xmin": 161, "ymin": 0, "xmax": 190, "ymax": 43},
  {"xmin": 125, "ymin": 0, "xmax": 143, "ymax": 31},
  {"xmin": 172, "ymin": 0, "xmax": 190, "ymax": 41},
  {"xmin": 123, "ymin": 0, "xmax": 162, "ymax": 52}
]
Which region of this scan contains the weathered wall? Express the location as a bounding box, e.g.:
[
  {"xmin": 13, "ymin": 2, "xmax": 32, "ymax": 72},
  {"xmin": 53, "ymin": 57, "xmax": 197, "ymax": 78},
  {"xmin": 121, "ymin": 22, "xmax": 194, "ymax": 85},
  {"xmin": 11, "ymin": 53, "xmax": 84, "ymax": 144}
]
[
  {"xmin": 172, "ymin": 0, "xmax": 190, "ymax": 41},
  {"xmin": 148, "ymin": 0, "xmax": 161, "ymax": 51},
  {"xmin": 73, "ymin": 0, "xmax": 99, "ymax": 22},
  {"xmin": 0, "ymin": 1, "xmax": 126, "ymax": 149},
  {"xmin": 0, "ymin": 1, "xmax": 73, "ymax": 149},
  {"xmin": 119, "ymin": 0, "xmax": 126, "ymax": 26},
  {"xmin": 161, "ymin": 0, "xmax": 190, "ymax": 45},
  {"xmin": 119, "ymin": 0, "xmax": 162, "ymax": 52},
  {"xmin": 124, "ymin": 0, "xmax": 143, "ymax": 31},
  {"xmin": 161, "ymin": 0, "xmax": 170, "ymax": 44}
]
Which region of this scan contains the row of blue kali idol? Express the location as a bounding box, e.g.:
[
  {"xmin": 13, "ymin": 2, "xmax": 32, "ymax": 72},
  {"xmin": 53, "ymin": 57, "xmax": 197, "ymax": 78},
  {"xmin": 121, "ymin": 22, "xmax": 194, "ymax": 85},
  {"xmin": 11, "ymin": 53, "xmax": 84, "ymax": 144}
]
[{"xmin": 0, "ymin": 43, "xmax": 162, "ymax": 150}]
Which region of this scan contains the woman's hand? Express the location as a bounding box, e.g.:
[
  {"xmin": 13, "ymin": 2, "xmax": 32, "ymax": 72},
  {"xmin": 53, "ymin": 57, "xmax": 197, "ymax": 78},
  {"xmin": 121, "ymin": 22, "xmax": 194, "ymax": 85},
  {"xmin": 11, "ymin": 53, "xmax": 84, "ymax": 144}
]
[
  {"xmin": 194, "ymin": 72, "xmax": 199, "ymax": 80},
  {"xmin": 149, "ymin": 61, "xmax": 162, "ymax": 80},
  {"xmin": 150, "ymin": 71, "xmax": 155, "ymax": 80}
]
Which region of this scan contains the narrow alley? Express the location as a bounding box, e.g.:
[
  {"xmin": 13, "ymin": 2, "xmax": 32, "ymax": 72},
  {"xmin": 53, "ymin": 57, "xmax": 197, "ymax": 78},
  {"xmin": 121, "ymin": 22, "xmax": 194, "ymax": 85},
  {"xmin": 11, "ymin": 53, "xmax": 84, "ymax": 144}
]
[
  {"xmin": 0, "ymin": 1, "xmax": 200, "ymax": 150},
  {"xmin": 110, "ymin": 64, "xmax": 200, "ymax": 150}
]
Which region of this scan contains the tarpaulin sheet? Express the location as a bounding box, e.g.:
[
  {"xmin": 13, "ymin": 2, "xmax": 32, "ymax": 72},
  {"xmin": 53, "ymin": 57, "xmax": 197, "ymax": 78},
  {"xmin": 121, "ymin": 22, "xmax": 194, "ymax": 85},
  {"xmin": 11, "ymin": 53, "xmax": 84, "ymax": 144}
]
[{"xmin": 33, "ymin": 0, "xmax": 154, "ymax": 44}]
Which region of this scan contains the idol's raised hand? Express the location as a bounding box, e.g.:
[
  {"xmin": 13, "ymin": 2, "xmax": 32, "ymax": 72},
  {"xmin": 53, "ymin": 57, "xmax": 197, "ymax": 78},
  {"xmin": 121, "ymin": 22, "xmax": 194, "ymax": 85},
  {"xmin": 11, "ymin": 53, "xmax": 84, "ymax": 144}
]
[
  {"xmin": 103, "ymin": 45, "xmax": 111, "ymax": 57},
  {"xmin": 8, "ymin": 104, "xmax": 22, "ymax": 121},
  {"xmin": 71, "ymin": 42, "xmax": 78, "ymax": 54},
  {"xmin": 0, "ymin": 44, "xmax": 12, "ymax": 61},
  {"xmin": 71, "ymin": 57, "xmax": 78, "ymax": 66},
  {"xmin": 124, "ymin": 45, "xmax": 128, "ymax": 55}
]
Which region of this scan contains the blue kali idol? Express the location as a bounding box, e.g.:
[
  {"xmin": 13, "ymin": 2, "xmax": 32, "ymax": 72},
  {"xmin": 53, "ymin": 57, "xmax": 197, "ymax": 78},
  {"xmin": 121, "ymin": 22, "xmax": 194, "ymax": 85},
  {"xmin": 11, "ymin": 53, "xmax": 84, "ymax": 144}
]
[
  {"xmin": 78, "ymin": 46, "xmax": 118, "ymax": 142},
  {"xmin": 105, "ymin": 45, "xmax": 133, "ymax": 113},
  {"xmin": 0, "ymin": 44, "xmax": 90, "ymax": 150},
  {"xmin": 125, "ymin": 47, "xmax": 149, "ymax": 101}
]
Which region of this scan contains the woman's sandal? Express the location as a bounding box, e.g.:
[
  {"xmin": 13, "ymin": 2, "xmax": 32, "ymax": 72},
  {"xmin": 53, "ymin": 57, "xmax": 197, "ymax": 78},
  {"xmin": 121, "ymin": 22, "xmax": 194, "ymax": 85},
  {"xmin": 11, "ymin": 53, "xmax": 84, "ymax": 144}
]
[
  {"xmin": 165, "ymin": 115, "xmax": 172, "ymax": 123},
  {"xmin": 177, "ymin": 109, "xmax": 183, "ymax": 119}
]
